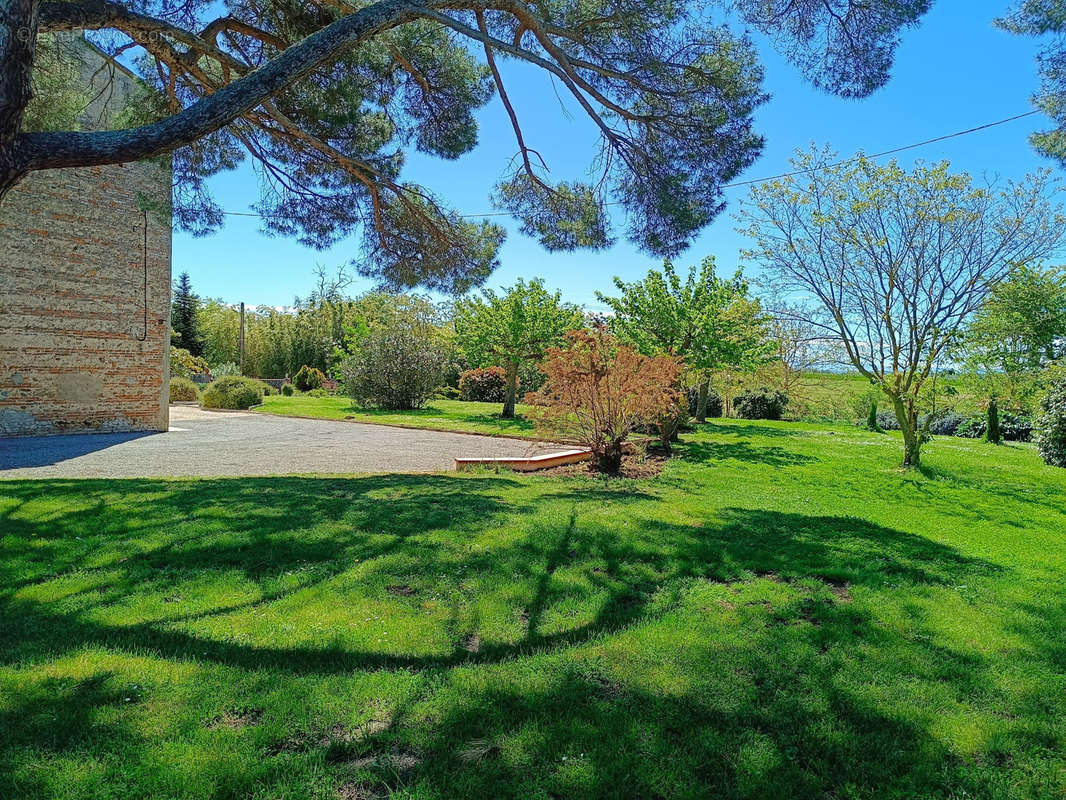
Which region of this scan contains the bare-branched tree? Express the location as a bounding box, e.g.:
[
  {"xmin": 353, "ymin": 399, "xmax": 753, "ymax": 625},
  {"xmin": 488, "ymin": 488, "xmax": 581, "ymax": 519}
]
[
  {"xmin": 738, "ymin": 148, "xmax": 1066, "ymax": 467},
  {"xmin": 1, "ymin": 0, "xmax": 933, "ymax": 292}
]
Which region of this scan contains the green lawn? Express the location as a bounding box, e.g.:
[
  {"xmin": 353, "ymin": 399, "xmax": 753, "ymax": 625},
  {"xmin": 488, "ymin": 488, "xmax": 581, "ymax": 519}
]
[
  {"xmin": 256, "ymin": 395, "xmax": 538, "ymax": 438},
  {"xmin": 3, "ymin": 420, "xmax": 1065, "ymax": 799}
]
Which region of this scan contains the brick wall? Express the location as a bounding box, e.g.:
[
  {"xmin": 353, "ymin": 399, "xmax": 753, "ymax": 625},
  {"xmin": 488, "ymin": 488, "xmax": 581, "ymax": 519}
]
[{"xmin": 0, "ymin": 161, "xmax": 172, "ymax": 436}]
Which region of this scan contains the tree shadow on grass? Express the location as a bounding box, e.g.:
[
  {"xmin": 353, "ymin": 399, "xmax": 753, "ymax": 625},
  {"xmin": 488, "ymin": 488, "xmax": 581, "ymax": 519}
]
[
  {"xmin": 697, "ymin": 420, "xmax": 809, "ymax": 438},
  {"xmin": 680, "ymin": 440, "xmax": 817, "ymax": 467},
  {"xmin": 0, "ymin": 475, "xmax": 999, "ymax": 675},
  {"xmin": 0, "ymin": 475, "xmax": 1040, "ymax": 799}
]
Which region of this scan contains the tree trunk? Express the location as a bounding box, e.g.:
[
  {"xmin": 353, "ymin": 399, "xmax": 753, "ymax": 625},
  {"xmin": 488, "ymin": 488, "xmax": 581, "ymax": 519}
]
[
  {"xmin": 695, "ymin": 377, "xmax": 710, "ymax": 423},
  {"xmin": 891, "ymin": 396, "xmax": 921, "ymax": 468},
  {"xmin": 594, "ymin": 441, "xmax": 623, "ymax": 474},
  {"xmin": 0, "ymin": 0, "xmax": 38, "ymax": 149},
  {"xmin": 1, "ymin": 0, "xmax": 422, "ymax": 201},
  {"xmin": 501, "ymin": 360, "xmax": 518, "ymax": 419}
]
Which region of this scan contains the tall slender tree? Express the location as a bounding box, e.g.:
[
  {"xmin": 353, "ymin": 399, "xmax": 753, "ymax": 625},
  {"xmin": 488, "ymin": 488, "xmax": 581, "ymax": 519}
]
[{"xmin": 170, "ymin": 271, "xmax": 204, "ymax": 357}]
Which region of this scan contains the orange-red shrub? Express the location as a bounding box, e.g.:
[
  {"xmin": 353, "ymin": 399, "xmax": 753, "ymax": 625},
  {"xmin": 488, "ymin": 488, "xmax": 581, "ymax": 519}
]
[{"xmin": 526, "ymin": 328, "xmax": 680, "ymax": 473}]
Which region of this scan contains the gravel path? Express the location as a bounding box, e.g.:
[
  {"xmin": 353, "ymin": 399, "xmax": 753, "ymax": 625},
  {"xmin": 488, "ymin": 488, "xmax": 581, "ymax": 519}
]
[{"xmin": 0, "ymin": 406, "xmax": 558, "ymax": 478}]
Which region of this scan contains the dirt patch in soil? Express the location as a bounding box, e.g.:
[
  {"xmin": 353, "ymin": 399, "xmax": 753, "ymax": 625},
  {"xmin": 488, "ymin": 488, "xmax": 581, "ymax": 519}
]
[
  {"xmin": 207, "ymin": 708, "xmax": 263, "ymax": 730},
  {"xmin": 344, "ymin": 749, "xmax": 421, "ymax": 773},
  {"xmin": 386, "ymin": 584, "xmax": 416, "ymax": 597},
  {"xmin": 274, "ymin": 718, "xmax": 392, "ymax": 754},
  {"xmin": 337, "ymin": 782, "xmax": 382, "ymax": 800},
  {"xmin": 535, "ymin": 453, "xmax": 667, "ymax": 479}
]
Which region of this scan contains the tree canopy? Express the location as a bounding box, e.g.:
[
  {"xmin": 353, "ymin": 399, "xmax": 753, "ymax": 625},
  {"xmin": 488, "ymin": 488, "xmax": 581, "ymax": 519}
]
[
  {"xmin": 596, "ymin": 257, "xmax": 769, "ymax": 419},
  {"xmin": 738, "ymin": 147, "xmax": 1065, "ymax": 467},
  {"xmin": 2, "ymin": 0, "xmax": 934, "ymax": 292},
  {"xmin": 998, "ymin": 1, "xmax": 1066, "ymax": 166},
  {"xmin": 960, "ymin": 263, "xmax": 1066, "ymax": 408},
  {"xmin": 454, "ymin": 278, "xmax": 583, "ymax": 417}
]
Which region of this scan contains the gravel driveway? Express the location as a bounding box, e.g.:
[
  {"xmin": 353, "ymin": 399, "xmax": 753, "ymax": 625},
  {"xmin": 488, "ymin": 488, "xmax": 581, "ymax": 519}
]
[{"xmin": 0, "ymin": 406, "xmax": 557, "ymax": 478}]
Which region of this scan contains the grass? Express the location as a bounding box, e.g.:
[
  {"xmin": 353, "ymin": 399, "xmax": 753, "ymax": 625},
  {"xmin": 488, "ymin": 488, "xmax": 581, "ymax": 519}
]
[
  {"xmin": 2, "ymin": 420, "xmax": 1066, "ymax": 798},
  {"xmin": 256, "ymin": 395, "xmax": 538, "ymax": 438}
]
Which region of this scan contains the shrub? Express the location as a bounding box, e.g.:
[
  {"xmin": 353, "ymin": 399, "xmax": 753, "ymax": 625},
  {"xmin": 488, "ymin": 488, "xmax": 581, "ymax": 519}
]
[
  {"xmin": 340, "ymin": 326, "xmax": 446, "ymax": 410},
  {"xmin": 259, "ymin": 382, "xmax": 276, "ymax": 396},
  {"xmin": 293, "ymin": 364, "xmax": 326, "ymax": 392},
  {"xmin": 436, "ymin": 385, "xmax": 461, "ymax": 400},
  {"xmin": 876, "ymin": 411, "xmax": 901, "ymax": 431},
  {"xmin": 170, "ymin": 346, "xmax": 209, "ymax": 380},
  {"xmin": 957, "ymin": 413, "xmax": 1032, "ymax": 442},
  {"xmin": 1001, "ymin": 413, "xmax": 1034, "ymax": 442},
  {"xmin": 526, "ymin": 328, "xmax": 680, "ymax": 474},
  {"xmin": 169, "ymin": 377, "xmax": 199, "ymax": 402},
  {"xmin": 735, "ymin": 387, "xmax": 789, "ymax": 420},
  {"xmin": 201, "ymin": 376, "xmax": 264, "ymax": 410},
  {"xmin": 927, "ymin": 412, "xmax": 967, "ymax": 437},
  {"xmin": 281, "ymin": 383, "xmax": 295, "ymax": 396},
  {"xmin": 458, "ymin": 366, "xmax": 512, "ymax": 402},
  {"xmin": 1037, "ymin": 370, "xmax": 1066, "ymax": 467},
  {"xmin": 307, "ymin": 388, "xmax": 329, "ymax": 397}
]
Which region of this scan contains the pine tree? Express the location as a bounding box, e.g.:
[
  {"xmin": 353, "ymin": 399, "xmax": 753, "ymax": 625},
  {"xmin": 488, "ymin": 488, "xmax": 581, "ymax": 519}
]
[{"xmin": 171, "ymin": 272, "xmax": 204, "ymax": 357}]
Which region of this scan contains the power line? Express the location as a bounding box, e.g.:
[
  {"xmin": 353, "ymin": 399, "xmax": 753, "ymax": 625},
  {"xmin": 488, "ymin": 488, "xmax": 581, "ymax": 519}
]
[{"xmin": 219, "ymin": 109, "xmax": 1041, "ymax": 221}]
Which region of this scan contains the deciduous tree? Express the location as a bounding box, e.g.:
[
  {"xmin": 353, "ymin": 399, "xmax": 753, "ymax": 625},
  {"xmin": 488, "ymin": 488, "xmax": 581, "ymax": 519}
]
[
  {"xmin": 455, "ymin": 278, "xmax": 582, "ymax": 417},
  {"xmin": 596, "ymin": 258, "xmax": 769, "ymax": 421},
  {"xmin": 739, "ymin": 148, "xmax": 1065, "ymax": 467},
  {"xmin": 960, "ymin": 263, "xmax": 1066, "ymax": 410}
]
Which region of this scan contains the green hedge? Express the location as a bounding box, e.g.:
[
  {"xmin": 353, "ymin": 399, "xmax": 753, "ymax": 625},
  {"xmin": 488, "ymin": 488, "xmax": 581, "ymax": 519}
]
[{"xmin": 201, "ymin": 376, "xmax": 265, "ymax": 410}]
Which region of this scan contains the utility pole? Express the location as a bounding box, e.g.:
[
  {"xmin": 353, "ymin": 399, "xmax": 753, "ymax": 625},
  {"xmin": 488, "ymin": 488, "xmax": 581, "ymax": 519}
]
[{"xmin": 239, "ymin": 301, "xmax": 245, "ymax": 375}]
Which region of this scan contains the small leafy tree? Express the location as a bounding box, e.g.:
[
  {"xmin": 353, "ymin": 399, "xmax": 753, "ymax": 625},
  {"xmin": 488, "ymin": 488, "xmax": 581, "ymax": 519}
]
[
  {"xmin": 293, "ymin": 365, "xmax": 326, "ymax": 392},
  {"xmin": 169, "ymin": 345, "xmax": 209, "ymax": 379},
  {"xmin": 455, "ymin": 279, "xmax": 583, "ymax": 418},
  {"xmin": 960, "ymin": 264, "xmax": 1066, "ymax": 412},
  {"xmin": 527, "ymin": 328, "xmax": 680, "ymax": 474}
]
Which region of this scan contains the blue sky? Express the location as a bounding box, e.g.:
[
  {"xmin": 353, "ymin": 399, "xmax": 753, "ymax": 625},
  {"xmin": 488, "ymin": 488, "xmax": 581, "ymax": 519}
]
[{"xmin": 173, "ymin": 0, "xmax": 1055, "ymax": 309}]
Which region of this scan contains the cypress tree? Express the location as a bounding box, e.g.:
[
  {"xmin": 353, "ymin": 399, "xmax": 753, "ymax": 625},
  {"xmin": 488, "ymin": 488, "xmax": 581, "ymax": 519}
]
[
  {"xmin": 171, "ymin": 272, "xmax": 204, "ymax": 357},
  {"xmin": 867, "ymin": 400, "xmax": 882, "ymax": 433},
  {"xmin": 986, "ymin": 397, "xmax": 1001, "ymax": 445}
]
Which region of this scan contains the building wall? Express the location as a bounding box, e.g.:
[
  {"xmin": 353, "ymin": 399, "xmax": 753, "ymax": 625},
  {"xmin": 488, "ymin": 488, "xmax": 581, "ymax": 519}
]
[{"xmin": 0, "ymin": 161, "xmax": 172, "ymax": 435}]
